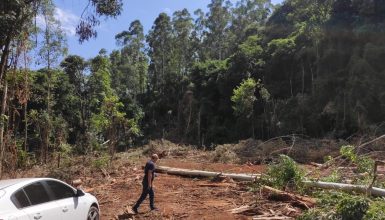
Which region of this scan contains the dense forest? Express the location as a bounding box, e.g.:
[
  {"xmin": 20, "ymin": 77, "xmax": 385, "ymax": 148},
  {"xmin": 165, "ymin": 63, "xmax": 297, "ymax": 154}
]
[{"xmin": 1, "ymin": 0, "xmax": 385, "ymax": 174}]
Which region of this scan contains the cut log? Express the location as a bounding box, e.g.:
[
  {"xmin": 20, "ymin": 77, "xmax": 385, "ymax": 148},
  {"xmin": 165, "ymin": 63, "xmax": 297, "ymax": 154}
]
[
  {"xmin": 303, "ymin": 181, "xmax": 385, "ymax": 197},
  {"xmin": 84, "ymin": 187, "xmax": 94, "ymax": 193},
  {"xmin": 261, "ymin": 186, "xmax": 316, "ymax": 209},
  {"xmin": 156, "ymin": 166, "xmax": 260, "ymax": 181},
  {"xmin": 72, "ymin": 179, "xmax": 82, "ymax": 187},
  {"xmin": 197, "ymin": 183, "xmax": 236, "ymax": 187},
  {"xmin": 229, "ymin": 205, "xmax": 263, "ymax": 215},
  {"xmin": 230, "ymin": 205, "xmax": 253, "ymax": 214},
  {"xmin": 309, "ymin": 162, "xmax": 322, "ymax": 167},
  {"xmin": 252, "ymin": 216, "xmax": 293, "ymax": 220},
  {"xmin": 156, "ymin": 166, "xmax": 385, "ymax": 197}
]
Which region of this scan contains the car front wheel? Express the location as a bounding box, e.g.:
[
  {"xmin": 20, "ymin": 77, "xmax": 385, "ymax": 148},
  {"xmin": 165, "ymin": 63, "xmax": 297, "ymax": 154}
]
[{"xmin": 87, "ymin": 206, "xmax": 99, "ymax": 220}]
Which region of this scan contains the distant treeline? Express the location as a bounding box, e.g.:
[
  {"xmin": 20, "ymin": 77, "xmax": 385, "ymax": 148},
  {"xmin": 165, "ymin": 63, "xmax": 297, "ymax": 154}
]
[{"xmin": 1, "ymin": 0, "xmax": 385, "ymax": 168}]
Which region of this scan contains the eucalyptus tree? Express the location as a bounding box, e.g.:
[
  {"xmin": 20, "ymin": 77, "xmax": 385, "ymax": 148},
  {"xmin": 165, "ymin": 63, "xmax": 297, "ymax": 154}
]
[
  {"xmin": 172, "ymin": 9, "xmax": 194, "ymax": 77},
  {"xmin": 0, "ymin": 0, "xmax": 128, "ymax": 172},
  {"xmin": 88, "ymin": 52, "xmax": 140, "ymax": 158},
  {"xmin": 114, "ymin": 20, "xmax": 148, "ymax": 95},
  {"xmin": 204, "ymin": 0, "xmax": 232, "ymax": 60},
  {"xmin": 230, "ymin": 0, "xmax": 272, "ymax": 47},
  {"xmin": 191, "ymin": 9, "xmax": 207, "ymax": 61},
  {"xmin": 60, "ymin": 55, "xmax": 89, "ymax": 149},
  {"xmin": 0, "ymin": 0, "xmax": 38, "ymax": 176},
  {"xmin": 76, "ymin": 0, "xmax": 123, "ymax": 43},
  {"xmin": 147, "ymin": 13, "xmax": 174, "ymax": 95},
  {"xmin": 113, "ymin": 20, "xmax": 147, "ymax": 141},
  {"xmin": 36, "ymin": 0, "xmax": 67, "ymax": 163}
]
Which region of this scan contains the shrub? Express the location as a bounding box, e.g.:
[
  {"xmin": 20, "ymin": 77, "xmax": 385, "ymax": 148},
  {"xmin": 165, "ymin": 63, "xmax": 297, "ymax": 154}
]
[
  {"xmin": 364, "ymin": 200, "xmax": 385, "ymax": 220},
  {"xmin": 92, "ymin": 153, "xmax": 110, "ymax": 169},
  {"xmin": 336, "ymin": 196, "xmax": 369, "ymax": 220},
  {"xmin": 321, "ymin": 170, "xmax": 342, "ymax": 183},
  {"xmin": 262, "ymin": 155, "xmax": 304, "ymax": 190},
  {"xmin": 47, "ymin": 167, "xmax": 74, "ymax": 183},
  {"xmin": 211, "ymin": 145, "xmax": 240, "ymax": 164},
  {"xmin": 297, "ymin": 209, "xmax": 335, "ymax": 220},
  {"xmin": 340, "ymin": 145, "xmax": 375, "ymax": 174}
]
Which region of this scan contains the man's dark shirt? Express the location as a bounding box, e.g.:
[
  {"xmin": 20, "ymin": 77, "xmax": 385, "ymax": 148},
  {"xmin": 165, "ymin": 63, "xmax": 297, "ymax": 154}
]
[{"xmin": 143, "ymin": 160, "xmax": 155, "ymax": 184}]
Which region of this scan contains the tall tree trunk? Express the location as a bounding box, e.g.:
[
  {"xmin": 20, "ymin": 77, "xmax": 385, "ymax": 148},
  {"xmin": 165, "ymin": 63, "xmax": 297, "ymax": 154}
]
[
  {"xmin": 310, "ymin": 65, "xmax": 314, "ymax": 95},
  {"xmin": 197, "ymin": 106, "xmax": 201, "ymax": 147},
  {"xmin": 302, "ymin": 63, "xmax": 305, "ymax": 95},
  {"xmin": 0, "ymin": 37, "xmax": 11, "ymax": 88},
  {"xmin": 24, "ymin": 102, "xmax": 28, "ymax": 151},
  {"xmin": 252, "ymin": 105, "xmax": 255, "ymax": 139},
  {"xmin": 44, "ymin": 69, "xmax": 51, "ymax": 164},
  {"xmin": 0, "ymin": 81, "xmax": 8, "ymax": 177},
  {"xmin": 43, "ymin": 13, "xmax": 51, "ymax": 164},
  {"xmin": 23, "ymin": 49, "xmax": 29, "ymax": 152},
  {"xmin": 183, "ymin": 97, "xmax": 192, "ymax": 142}
]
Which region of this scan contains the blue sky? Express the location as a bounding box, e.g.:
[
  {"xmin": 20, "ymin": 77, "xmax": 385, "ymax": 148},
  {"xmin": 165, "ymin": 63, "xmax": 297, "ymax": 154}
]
[{"xmin": 52, "ymin": 0, "xmax": 283, "ymax": 60}]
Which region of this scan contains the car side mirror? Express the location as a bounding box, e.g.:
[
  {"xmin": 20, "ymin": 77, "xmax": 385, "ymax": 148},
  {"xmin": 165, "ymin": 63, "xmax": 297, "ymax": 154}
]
[{"xmin": 75, "ymin": 188, "xmax": 85, "ymax": 197}]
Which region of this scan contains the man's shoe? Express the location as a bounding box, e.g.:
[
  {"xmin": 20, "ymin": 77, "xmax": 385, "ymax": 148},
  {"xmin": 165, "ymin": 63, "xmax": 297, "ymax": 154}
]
[
  {"xmin": 132, "ymin": 207, "xmax": 138, "ymax": 214},
  {"xmin": 151, "ymin": 207, "xmax": 159, "ymax": 211}
]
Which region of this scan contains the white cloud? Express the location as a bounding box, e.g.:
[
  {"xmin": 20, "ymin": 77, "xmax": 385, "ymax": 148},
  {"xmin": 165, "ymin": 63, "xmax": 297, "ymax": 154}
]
[
  {"xmin": 35, "ymin": 7, "xmax": 79, "ymax": 37},
  {"xmin": 54, "ymin": 7, "xmax": 79, "ymax": 36}
]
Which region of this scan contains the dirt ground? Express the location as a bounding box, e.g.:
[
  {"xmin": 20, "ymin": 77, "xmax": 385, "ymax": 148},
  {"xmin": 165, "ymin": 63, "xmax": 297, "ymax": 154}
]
[
  {"xmin": 8, "ymin": 138, "xmax": 378, "ymax": 219},
  {"xmin": 94, "ymin": 158, "xmax": 266, "ymax": 220}
]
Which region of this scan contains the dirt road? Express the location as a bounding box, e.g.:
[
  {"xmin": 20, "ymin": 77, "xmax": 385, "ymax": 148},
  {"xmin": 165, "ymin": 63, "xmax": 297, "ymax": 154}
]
[{"xmin": 94, "ymin": 158, "xmax": 265, "ymax": 219}]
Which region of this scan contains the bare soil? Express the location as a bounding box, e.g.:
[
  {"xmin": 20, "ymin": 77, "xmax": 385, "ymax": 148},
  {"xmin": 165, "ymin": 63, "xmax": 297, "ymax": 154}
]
[
  {"xmin": 7, "ymin": 138, "xmax": 382, "ymax": 219},
  {"xmin": 95, "ymin": 158, "xmax": 265, "ymax": 220}
]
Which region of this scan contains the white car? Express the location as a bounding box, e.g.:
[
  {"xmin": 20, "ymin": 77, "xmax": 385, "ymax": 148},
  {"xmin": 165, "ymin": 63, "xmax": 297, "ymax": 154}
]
[{"xmin": 0, "ymin": 178, "xmax": 99, "ymax": 220}]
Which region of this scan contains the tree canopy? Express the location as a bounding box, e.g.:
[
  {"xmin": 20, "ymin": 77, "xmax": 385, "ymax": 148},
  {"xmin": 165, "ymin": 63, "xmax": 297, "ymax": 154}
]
[{"xmin": 2, "ymin": 0, "xmax": 385, "ymax": 172}]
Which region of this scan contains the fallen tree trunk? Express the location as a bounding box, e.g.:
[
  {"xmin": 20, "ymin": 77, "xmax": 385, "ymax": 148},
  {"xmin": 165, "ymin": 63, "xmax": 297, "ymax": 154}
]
[
  {"xmin": 156, "ymin": 166, "xmax": 260, "ymax": 181},
  {"xmin": 262, "ymin": 186, "xmax": 316, "ymax": 209},
  {"xmin": 156, "ymin": 166, "xmax": 385, "ymax": 197},
  {"xmin": 303, "ymin": 181, "xmax": 385, "ymax": 197}
]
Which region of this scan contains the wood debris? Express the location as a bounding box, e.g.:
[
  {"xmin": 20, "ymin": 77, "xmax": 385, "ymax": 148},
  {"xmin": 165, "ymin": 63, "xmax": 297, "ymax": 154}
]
[{"xmin": 262, "ymin": 186, "xmax": 316, "ymax": 209}]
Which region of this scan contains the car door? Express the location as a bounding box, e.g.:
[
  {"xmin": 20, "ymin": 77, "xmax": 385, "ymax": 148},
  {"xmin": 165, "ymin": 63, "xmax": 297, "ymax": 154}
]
[
  {"xmin": 21, "ymin": 181, "xmax": 61, "ymax": 220},
  {"xmin": 44, "ymin": 180, "xmax": 88, "ymax": 220},
  {"xmin": 9, "ymin": 189, "xmax": 33, "ymax": 220}
]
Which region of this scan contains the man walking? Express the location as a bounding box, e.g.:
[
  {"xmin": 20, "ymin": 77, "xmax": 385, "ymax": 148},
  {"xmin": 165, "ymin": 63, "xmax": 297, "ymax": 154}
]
[{"xmin": 132, "ymin": 154, "xmax": 159, "ymax": 214}]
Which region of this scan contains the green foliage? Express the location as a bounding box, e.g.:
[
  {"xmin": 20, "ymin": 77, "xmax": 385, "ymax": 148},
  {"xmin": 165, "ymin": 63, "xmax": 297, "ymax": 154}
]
[
  {"xmin": 321, "ymin": 170, "xmax": 342, "ymax": 183},
  {"xmin": 364, "ymin": 200, "xmax": 385, "ymax": 220},
  {"xmin": 37, "ymin": 0, "xmax": 68, "ymax": 68},
  {"xmin": 340, "ymin": 145, "xmax": 375, "ymax": 174},
  {"xmin": 267, "ymin": 37, "xmax": 296, "ymax": 58},
  {"xmin": 4, "ymin": 0, "xmax": 385, "ymax": 166},
  {"xmin": 238, "ymin": 35, "xmax": 264, "ymax": 65},
  {"xmin": 340, "ymin": 145, "xmax": 357, "ymax": 162},
  {"xmin": 336, "ymin": 196, "xmax": 369, "ymax": 220},
  {"xmin": 92, "ymin": 153, "xmax": 110, "ymax": 169},
  {"xmin": 91, "ymin": 96, "xmax": 125, "ymax": 132},
  {"xmin": 231, "ymin": 77, "xmax": 270, "ymax": 127},
  {"xmin": 300, "ymin": 191, "xmax": 385, "ymax": 220},
  {"xmin": 58, "ymin": 143, "xmax": 72, "ymax": 155},
  {"xmin": 261, "ymin": 155, "xmax": 304, "ymax": 190},
  {"xmin": 297, "ymin": 209, "xmax": 332, "ymax": 220},
  {"xmin": 231, "ymin": 78, "xmax": 258, "ymax": 118},
  {"xmin": 16, "ymin": 142, "xmax": 36, "ymax": 169}
]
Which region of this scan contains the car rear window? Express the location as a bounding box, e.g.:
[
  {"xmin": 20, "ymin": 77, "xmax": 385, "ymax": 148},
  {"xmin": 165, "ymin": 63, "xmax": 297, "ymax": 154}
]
[
  {"xmin": 11, "ymin": 189, "xmax": 31, "ymax": 208},
  {"xmin": 23, "ymin": 182, "xmax": 51, "ymax": 206},
  {"xmin": 45, "ymin": 180, "xmax": 75, "ymax": 200}
]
